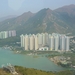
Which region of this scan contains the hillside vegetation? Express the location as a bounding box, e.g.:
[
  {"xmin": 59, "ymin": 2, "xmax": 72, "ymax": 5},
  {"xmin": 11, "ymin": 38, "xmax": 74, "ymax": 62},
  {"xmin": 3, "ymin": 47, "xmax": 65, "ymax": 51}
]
[
  {"xmin": 0, "ymin": 37, "xmax": 20, "ymax": 46},
  {"xmin": 0, "ymin": 66, "xmax": 74, "ymax": 75}
]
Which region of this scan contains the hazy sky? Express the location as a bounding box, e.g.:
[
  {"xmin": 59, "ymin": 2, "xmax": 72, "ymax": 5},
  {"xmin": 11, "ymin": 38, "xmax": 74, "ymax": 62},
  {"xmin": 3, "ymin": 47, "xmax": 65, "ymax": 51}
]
[{"xmin": 0, "ymin": 0, "xmax": 75, "ymax": 18}]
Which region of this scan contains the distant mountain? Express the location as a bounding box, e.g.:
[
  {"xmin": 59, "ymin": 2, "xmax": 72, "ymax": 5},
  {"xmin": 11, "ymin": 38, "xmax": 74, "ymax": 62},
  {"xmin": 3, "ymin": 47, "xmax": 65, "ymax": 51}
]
[
  {"xmin": 55, "ymin": 4, "xmax": 75, "ymax": 16},
  {"xmin": 0, "ymin": 4, "xmax": 75, "ymax": 35},
  {"xmin": 54, "ymin": 4, "xmax": 75, "ymax": 30},
  {"xmin": 22, "ymin": 8, "xmax": 73, "ymax": 34},
  {"xmin": 15, "ymin": 11, "xmax": 34, "ymax": 24},
  {"xmin": 0, "ymin": 15, "xmax": 16, "ymax": 22},
  {"xmin": 0, "ymin": 11, "xmax": 34, "ymax": 33}
]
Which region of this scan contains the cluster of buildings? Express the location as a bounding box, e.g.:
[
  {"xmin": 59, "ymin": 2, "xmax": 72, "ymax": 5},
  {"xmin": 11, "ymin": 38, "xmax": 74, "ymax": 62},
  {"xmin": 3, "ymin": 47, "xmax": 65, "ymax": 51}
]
[
  {"xmin": 0, "ymin": 30, "xmax": 16, "ymax": 39},
  {"xmin": 20, "ymin": 33, "xmax": 70, "ymax": 51}
]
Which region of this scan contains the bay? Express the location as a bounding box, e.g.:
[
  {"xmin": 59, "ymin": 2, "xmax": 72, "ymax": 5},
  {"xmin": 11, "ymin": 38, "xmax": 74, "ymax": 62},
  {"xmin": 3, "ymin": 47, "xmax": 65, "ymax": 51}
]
[{"xmin": 0, "ymin": 48, "xmax": 65, "ymax": 71}]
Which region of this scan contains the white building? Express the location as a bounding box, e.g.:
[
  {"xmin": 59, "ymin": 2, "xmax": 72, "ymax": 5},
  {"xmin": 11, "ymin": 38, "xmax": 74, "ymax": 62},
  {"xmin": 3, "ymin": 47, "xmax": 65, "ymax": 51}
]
[
  {"xmin": 34, "ymin": 35, "xmax": 38, "ymax": 50},
  {"xmin": 24, "ymin": 34, "xmax": 29, "ymax": 50},
  {"xmin": 45, "ymin": 33, "xmax": 49, "ymax": 46},
  {"xmin": 20, "ymin": 34, "xmax": 25, "ymax": 47},
  {"xmin": 20, "ymin": 33, "xmax": 70, "ymax": 51},
  {"xmin": 54, "ymin": 35, "xmax": 59, "ymax": 51},
  {"xmin": 37, "ymin": 33, "xmax": 43, "ymax": 48},
  {"xmin": 29, "ymin": 35, "xmax": 34, "ymax": 50},
  {"xmin": 49, "ymin": 36, "xmax": 54, "ymax": 51},
  {"xmin": 8, "ymin": 31, "xmax": 12, "ymax": 37},
  {"xmin": 11, "ymin": 30, "xmax": 16, "ymax": 36},
  {"xmin": 65, "ymin": 36, "xmax": 70, "ymax": 51},
  {"xmin": 42, "ymin": 33, "xmax": 46, "ymax": 46},
  {"xmin": 60, "ymin": 36, "xmax": 66, "ymax": 51}
]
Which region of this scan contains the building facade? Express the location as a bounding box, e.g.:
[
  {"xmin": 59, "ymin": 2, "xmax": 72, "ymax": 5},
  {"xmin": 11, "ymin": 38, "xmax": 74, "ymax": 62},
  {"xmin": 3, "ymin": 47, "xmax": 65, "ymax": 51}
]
[{"xmin": 20, "ymin": 33, "xmax": 70, "ymax": 51}]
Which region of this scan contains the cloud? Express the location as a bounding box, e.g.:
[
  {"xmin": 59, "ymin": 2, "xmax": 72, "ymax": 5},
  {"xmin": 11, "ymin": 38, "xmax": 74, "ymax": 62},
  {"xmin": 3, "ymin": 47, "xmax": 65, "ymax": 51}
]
[{"xmin": 8, "ymin": 0, "xmax": 25, "ymax": 11}]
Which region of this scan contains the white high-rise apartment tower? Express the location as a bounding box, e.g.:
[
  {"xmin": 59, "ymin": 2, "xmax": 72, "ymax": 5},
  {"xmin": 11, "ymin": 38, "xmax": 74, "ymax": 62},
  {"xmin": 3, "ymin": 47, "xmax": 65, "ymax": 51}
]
[
  {"xmin": 65, "ymin": 36, "xmax": 70, "ymax": 51},
  {"xmin": 37, "ymin": 33, "xmax": 43, "ymax": 48},
  {"xmin": 34, "ymin": 35, "xmax": 38, "ymax": 50},
  {"xmin": 20, "ymin": 34, "xmax": 25, "ymax": 47},
  {"xmin": 24, "ymin": 34, "xmax": 29, "ymax": 50},
  {"xmin": 49, "ymin": 36, "xmax": 54, "ymax": 51},
  {"xmin": 29, "ymin": 35, "xmax": 34, "ymax": 50},
  {"xmin": 54, "ymin": 35, "xmax": 59, "ymax": 51},
  {"xmin": 60, "ymin": 36, "xmax": 66, "ymax": 51}
]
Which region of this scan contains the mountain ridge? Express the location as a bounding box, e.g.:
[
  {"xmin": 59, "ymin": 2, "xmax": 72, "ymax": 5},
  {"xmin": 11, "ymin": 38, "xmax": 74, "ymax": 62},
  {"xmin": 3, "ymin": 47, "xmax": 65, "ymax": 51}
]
[{"xmin": 0, "ymin": 4, "xmax": 75, "ymax": 35}]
